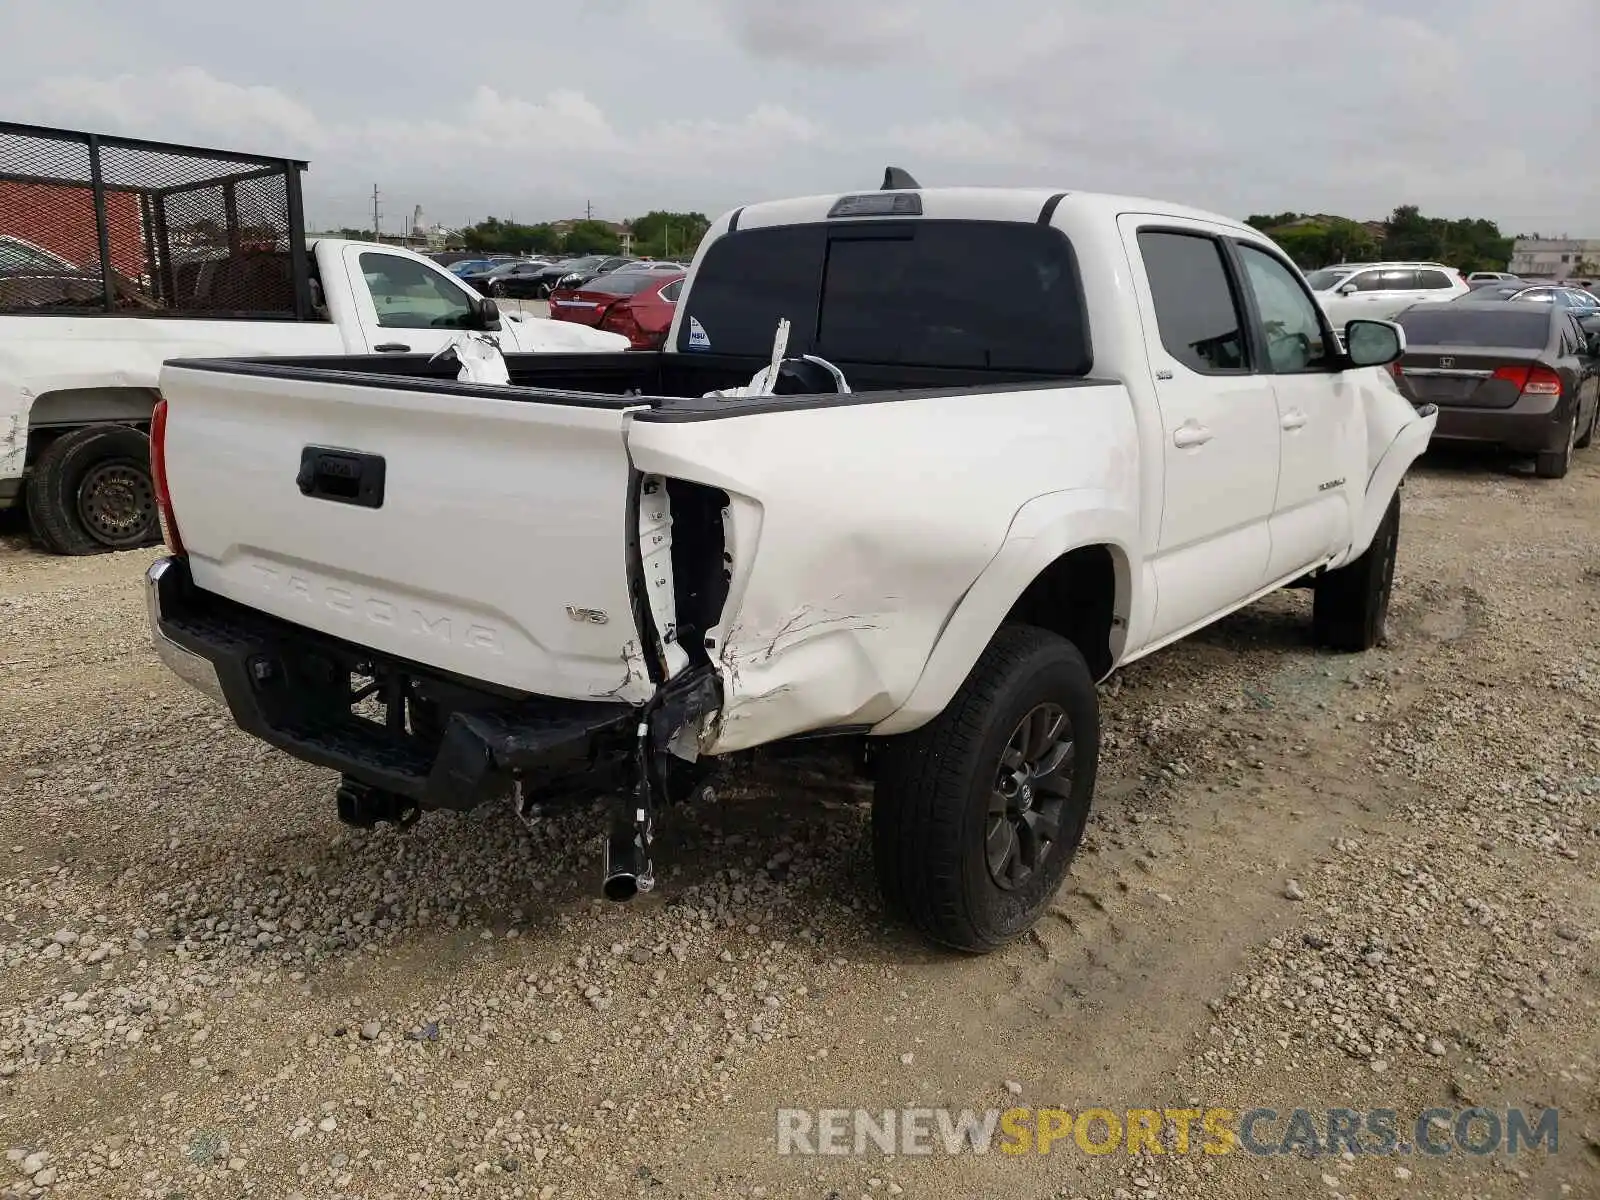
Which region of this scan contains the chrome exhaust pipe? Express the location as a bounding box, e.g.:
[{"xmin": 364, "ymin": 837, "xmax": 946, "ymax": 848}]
[{"xmin": 602, "ymin": 831, "xmax": 654, "ymax": 902}]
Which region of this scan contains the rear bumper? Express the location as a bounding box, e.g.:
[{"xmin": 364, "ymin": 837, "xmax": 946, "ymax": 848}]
[
  {"xmin": 145, "ymin": 558, "xmax": 227, "ymax": 705},
  {"xmin": 1426, "ymin": 392, "xmax": 1569, "ymax": 453},
  {"xmin": 143, "ymin": 556, "xmax": 638, "ymax": 810}
]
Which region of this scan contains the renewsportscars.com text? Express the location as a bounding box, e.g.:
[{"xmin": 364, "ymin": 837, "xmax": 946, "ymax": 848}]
[{"xmin": 775, "ymin": 1106, "xmax": 1560, "ymax": 1158}]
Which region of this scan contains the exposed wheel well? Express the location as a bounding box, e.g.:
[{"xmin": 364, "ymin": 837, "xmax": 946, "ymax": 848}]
[
  {"xmin": 24, "ymin": 388, "xmax": 157, "ymax": 465},
  {"xmin": 1004, "ymin": 544, "xmax": 1120, "ymax": 681}
]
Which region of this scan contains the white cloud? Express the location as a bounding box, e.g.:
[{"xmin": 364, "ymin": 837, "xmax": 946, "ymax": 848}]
[
  {"xmin": 2, "ymin": 0, "xmax": 1594, "ymax": 233},
  {"xmin": 11, "ymin": 68, "xmax": 836, "ymax": 225},
  {"xmin": 31, "ymin": 66, "xmax": 330, "ymax": 153},
  {"xmin": 707, "ymin": 0, "xmax": 923, "ymax": 65}
]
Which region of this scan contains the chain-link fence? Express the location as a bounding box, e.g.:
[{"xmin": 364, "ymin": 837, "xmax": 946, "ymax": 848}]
[{"xmin": 0, "ymin": 122, "xmax": 310, "ymax": 318}]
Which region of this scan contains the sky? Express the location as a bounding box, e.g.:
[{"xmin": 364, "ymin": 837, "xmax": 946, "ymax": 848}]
[{"xmin": 4, "ymin": 0, "xmax": 1597, "ymax": 236}]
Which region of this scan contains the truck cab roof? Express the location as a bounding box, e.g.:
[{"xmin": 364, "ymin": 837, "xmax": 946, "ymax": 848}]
[{"xmin": 722, "ymin": 187, "xmax": 1258, "ymax": 237}]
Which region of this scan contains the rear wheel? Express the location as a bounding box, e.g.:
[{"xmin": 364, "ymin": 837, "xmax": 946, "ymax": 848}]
[
  {"xmin": 1535, "ymin": 406, "xmax": 1577, "ymax": 478},
  {"xmin": 24, "ymin": 425, "xmax": 159, "ymax": 555},
  {"xmin": 1312, "ymin": 491, "xmax": 1399, "ymax": 652},
  {"xmin": 872, "ymin": 625, "xmax": 1099, "ymax": 953}
]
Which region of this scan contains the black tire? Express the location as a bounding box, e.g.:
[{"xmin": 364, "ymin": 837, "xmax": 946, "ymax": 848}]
[
  {"xmin": 1535, "ymin": 406, "xmax": 1577, "ymax": 478},
  {"xmin": 1312, "ymin": 491, "xmax": 1399, "ymax": 652},
  {"xmin": 1574, "ymin": 400, "xmax": 1597, "ymax": 450},
  {"xmin": 872, "ymin": 625, "xmax": 1100, "ymax": 953},
  {"xmin": 24, "ymin": 425, "xmax": 159, "ymax": 556}
]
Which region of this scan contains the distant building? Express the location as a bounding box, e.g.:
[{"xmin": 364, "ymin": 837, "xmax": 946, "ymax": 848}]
[{"xmin": 1508, "ymin": 237, "xmax": 1600, "ymax": 281}]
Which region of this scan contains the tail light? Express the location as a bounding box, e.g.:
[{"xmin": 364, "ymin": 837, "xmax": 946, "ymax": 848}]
[
  {"xmin": 1491, "ymin": 364, "xmax": 1563, "ymax": 396},
  {"xmin": 149, "ymin": 397, "xmax": 185, "ymax": 556}
]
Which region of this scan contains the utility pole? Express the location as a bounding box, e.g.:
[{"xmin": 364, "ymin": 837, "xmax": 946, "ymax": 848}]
[
  {"xmin": 371, "ymin": 184, "xmax": 382, "ymax": 242},
  {"xmin": 585, "ymin": 199, "xmax": 594, "ymax": 221}
]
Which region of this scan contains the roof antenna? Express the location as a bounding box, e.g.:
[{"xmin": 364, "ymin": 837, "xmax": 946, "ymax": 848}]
[{"xmin": 881, "ymin": 166, "xmax": 920, "ymax": 191}]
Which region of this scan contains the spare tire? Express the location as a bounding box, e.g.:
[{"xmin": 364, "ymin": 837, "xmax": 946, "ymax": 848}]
[{"xmin": 24, "ymin": 425, "xmax": 160, "ymax": 555}]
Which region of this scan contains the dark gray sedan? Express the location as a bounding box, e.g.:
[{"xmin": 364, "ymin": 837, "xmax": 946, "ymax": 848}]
[{"xmin": 1391, "ymin": 302, "xmax": 1600, "ymax": 479}]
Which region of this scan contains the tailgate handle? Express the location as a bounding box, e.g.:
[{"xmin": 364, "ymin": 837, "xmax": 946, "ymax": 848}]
[{"xmin": 297, "ymin": 447, "xmax": 386, "ymax": 509}]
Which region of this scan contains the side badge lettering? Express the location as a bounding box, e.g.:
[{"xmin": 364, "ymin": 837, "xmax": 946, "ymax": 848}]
[
  {"xmin": 1317, "ymin": 478, "xmax": 1346, "ymax": 492},
  {"xmin": 566, "ymin": 606, "xmax": 610, "ymax": 625}
]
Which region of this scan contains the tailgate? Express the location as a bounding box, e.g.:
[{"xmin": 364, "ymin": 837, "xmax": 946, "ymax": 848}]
[{"xmin": 157, "ymin": 362, "xmax": 654, "ymax": 703}]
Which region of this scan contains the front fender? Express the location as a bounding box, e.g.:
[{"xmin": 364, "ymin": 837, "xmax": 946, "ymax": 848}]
[
  {"xmin": 869, "ymin": 490, "xmax": 1138, "ymax": 737},
  {"xmin": 1339, "ymin": 402, "xmax": 1437, "ymax": 567}
]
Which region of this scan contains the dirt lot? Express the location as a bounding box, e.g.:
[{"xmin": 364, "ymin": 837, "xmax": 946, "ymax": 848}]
[{"xmin": 1, "ymin": 447, "xmax": 1598, "ymax": 1200}]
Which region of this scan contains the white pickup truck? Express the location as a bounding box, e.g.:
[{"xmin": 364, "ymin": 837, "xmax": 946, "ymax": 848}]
[
  {"xmin": 0, "ymin": 121, "xmax": 624, "ymax": 555},
  {"xmin": 145, "ymin": 175, "xmax": 1438, "ymax": 952}
]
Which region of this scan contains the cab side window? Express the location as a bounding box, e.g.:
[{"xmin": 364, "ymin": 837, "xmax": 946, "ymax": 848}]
[
  {"xmin": 1235, "ymin": 243, "xmax": 1332, "ymax": 373},
  {"xmin": 358, "ymin": 252, "xmax": 476, "ymax": 329},
  {"xmin": 1137, "ymin": 230, "xmax": 1247, "ymax": 374}
]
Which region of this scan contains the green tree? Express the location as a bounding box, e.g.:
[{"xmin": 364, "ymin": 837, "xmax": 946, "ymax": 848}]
[
  {"xmin": 1249, "ymin": 215, "xmax": 1379, "ymax": 269},
  {"xmin": 1379, "ymin": 206, "xmax": 1512, "ymax": 274},
  {"xmin": 462, "ymin": 217, "xmax": 561, "ymax": 254},
  {"xmin": 560, "ymin": 220, "xmax": 623, "ymax": 255},
  {"xmin": 1245, "ymin": 211, "xmax": 1302, "ymax": 233},
  {"xmin": 628, "ymin": 210, "xmax": 711, "ymax": 259}
]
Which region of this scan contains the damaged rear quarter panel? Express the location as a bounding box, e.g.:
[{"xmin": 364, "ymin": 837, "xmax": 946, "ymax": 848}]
[{"xmin": 625, "ymin": 383, "xmax": 1136, "ymax": 753}]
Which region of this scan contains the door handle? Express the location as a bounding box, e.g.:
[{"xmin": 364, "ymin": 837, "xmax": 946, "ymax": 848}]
[
  {"xmin": 1281, "ymin": 409, "xmax": 1308, "ymax": 431},
  {"xmin": 1172, "ymin": 422, "xmax": 1213, "ymax": 448},
  {"xmin": 374, "ymin": 342, "xmax": 411, "ymax": 353}
]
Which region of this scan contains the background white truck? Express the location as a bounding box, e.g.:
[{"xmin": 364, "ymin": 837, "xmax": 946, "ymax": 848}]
[
  {"xmin": 0, "ymin": 120, "xmax": 623, "ymax": 555},
  {"xmin": 146, "ymin": 172, "xmax": 1437, "ymax": 952}
]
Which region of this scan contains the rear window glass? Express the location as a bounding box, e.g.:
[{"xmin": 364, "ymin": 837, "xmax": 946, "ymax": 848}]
[
  {"xmin": 1396, "ymin": 307, "xmax": 1550, "ymax": 349},
  {"xmin": 677, "ymin": 221, "xmax": 1090, "ymax": 374},
  {"xmin": 583, "ymin": 272, "xmax": 659, "ymax": 296}
]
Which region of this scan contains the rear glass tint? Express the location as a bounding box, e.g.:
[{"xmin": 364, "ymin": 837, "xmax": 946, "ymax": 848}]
[
  {"xmin": 678, "ymin": 220, "xmax": 1090, "ymax": 374},
  {"xmin": 583, "ymin": 272, "xmax": 659, "ymax": 296},
  {"xmin": 1396, "ymin": 307, "xmax": 1550, "ymax": 349}
]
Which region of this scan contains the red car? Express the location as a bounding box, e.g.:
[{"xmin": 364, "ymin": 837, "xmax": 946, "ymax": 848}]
[{"xmin": 548, "ymin": 270, "xmax": 685, "ymax": 350}]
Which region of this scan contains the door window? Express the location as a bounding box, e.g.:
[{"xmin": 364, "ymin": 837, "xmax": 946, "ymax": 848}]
[
  {"xmin": 1416, "ymin": 269, "xmax": 1455, "ymax": 290},
  {"xmin": 1235, "ymin": 243, "xmax": 1332, "ymax": 372},
  {"xmin": 658, "ymin": 278, "xmax": 684, "ymax": 302},
  {"xmin": 1137, "ymin": 231, "xmax": 1247, "ymax": 374},
  {"xmin": 359, "ymin": 252, "xmax": 477, "ymax": 329}
]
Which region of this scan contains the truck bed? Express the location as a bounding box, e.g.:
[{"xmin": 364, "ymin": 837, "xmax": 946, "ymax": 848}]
[{"xmin": 163, "ymin": 349, "xmax": 1108, "ymax": 421}]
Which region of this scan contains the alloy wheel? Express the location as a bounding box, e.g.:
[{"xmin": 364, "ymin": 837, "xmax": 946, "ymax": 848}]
[{"xmin": 986, "ymin": 703, "xmax": 1076, "ymax": 890}]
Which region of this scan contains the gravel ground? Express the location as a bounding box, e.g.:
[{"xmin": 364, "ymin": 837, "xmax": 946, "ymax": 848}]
[{"xmin": 1, "ymin": 445, "xmax": 1598, "ymax": 1199}]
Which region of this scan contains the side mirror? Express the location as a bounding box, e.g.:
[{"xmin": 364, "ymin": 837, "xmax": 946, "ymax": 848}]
[
  {"xmin": 470, "ymin": 295, "xmax": 502, "ymax": 331},
  {"xmin": 1344, "ymin": 319, "xmax": 1405, "ymax": 368},
  {"xmin": 1337, "ymin": 283, "xmax": 1358, "ymax": 296}
]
